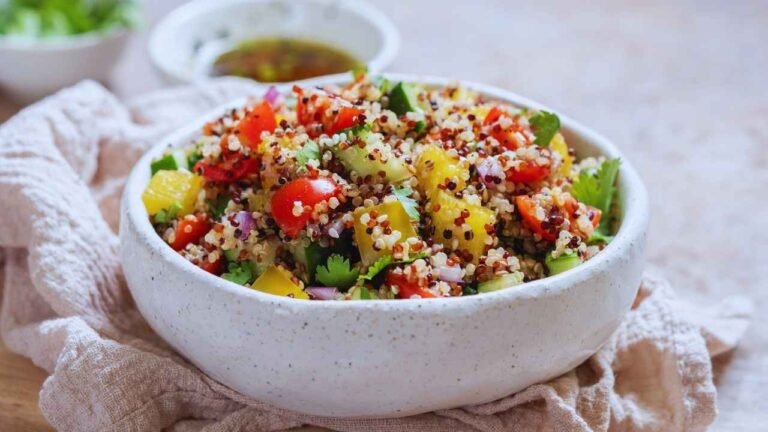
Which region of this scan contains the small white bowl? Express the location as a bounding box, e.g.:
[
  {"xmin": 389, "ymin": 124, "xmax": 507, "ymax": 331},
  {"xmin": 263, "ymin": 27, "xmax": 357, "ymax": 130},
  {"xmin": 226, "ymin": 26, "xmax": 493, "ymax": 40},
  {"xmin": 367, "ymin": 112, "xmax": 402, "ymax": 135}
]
[
  {"xmin": 149, "ymin": 0, "xmax": 400, "ymax": 85},
  {"xmin": 0, "ymin": 30, "xmax": 130, "ymax": 104},
  {"xmin": 120, "ymin": 74, "xmax": 649, "ymax": 418}
]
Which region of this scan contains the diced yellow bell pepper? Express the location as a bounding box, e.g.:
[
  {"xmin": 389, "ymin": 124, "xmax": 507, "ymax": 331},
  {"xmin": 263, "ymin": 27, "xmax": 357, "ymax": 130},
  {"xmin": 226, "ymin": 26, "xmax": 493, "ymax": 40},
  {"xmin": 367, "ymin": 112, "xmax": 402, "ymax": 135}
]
[
  {"xmin": 415, "ymin": 145, "xmax": 469, "ymax": 196},
  {"xmin": 430, "ymin": 191, "xmax": 496, "ymax": 263},
  {"xmin": 250, "ymin": 265, "xmax": 308, "ymax": 300},
  {"xmin": 353, "ymin": 201, "xmax": 418, "ymax": 265},
  {"xmin": 142, "ymin": 170, "xmax": 203, "ymax": 217},
  {"xmin": 550, "ymin": 133, "xmax": 572, "ymax": 178}
]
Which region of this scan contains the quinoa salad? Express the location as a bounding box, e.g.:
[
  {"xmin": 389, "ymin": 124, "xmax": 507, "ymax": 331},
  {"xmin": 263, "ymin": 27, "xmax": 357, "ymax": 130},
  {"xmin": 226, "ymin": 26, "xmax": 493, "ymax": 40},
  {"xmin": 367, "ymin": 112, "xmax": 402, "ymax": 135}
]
[{"xmin": 142, "ymin": 72, "xmax": 621, "ymax": 300}]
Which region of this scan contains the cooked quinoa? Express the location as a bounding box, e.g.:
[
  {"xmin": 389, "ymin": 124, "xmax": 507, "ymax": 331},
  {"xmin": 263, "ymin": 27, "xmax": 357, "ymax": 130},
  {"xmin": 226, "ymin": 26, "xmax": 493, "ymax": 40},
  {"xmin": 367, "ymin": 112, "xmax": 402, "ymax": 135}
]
[{"xmin": 141, "ymin": 73, "xmax": 621, "ymax": 300}]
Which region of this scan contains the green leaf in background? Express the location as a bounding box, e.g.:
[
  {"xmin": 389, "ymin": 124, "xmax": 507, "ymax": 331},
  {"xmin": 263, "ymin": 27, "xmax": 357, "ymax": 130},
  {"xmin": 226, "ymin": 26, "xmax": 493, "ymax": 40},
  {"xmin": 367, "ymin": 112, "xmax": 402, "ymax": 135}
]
[
  {"xmin": 0, "ymin": 0, "xmax": 140, "ymax": 37},
  {"xmin": 572, "ymin": 158, "xmax": 621, "ymax": 242},
  {"xmin": 572, "ymin": 158, "xmax": 621, "ymax": 214},
  {"xmin": 529, "ymin": 111, "xmax": 560, "ymax": 147}
]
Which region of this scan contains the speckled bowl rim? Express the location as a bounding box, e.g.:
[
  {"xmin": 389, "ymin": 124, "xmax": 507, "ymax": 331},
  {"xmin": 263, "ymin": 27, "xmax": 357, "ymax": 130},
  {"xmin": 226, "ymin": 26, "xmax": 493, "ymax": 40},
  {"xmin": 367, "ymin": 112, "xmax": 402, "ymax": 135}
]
[
  {"xmin": 148, "ymin": 0, "xmax": 401, "ymax": 84},
  {"xmin": 122, "ymin": 73, "xmax": 649, "ymax": 312}
]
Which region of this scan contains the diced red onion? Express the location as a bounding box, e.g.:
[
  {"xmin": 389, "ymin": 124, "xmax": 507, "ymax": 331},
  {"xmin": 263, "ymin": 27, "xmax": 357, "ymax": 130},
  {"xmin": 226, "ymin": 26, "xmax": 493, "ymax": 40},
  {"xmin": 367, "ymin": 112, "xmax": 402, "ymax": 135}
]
[
  {"xmin": 437, "ymin": 265, "xmax": 464, "ymax": 283},
  {"xmin": 234, "ymin": 211, "xmax": 254, "ymax": 240},
  {"xmin": 306, "ymin": 287, "xmax": 339, "ymax": 300},
  {"xmin": 264, "ymin": 86, "xmax": 280, "ymax": 105},
  {"xmin": 477, "ymin": 157, "xmax": 504, "ymax": 189},
  {"xmin": 324, "ymin": 217, "xmax": 346, "ymax": 239}
]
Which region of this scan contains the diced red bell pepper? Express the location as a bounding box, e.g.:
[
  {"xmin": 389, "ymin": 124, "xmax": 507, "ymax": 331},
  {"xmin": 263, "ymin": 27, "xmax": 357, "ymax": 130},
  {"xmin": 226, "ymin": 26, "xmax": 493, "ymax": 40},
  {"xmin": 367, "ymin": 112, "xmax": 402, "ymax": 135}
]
[
  {"xmin": 514, "ymin": 195, "xmax": 556, "ymax": 242},
  {"xmin": 505, "ymin": 160, "xmax": 551, "ymax": 183},
  {"xmin": 327, "ymin": 106, "xmax": 364, "ymax": 135},
  {"xmin": 386, "ymin": 272, "xmax": 437, "ymax": 299},
  {"xmin": 172, "ymin": 215, "xmax": 211, "ymax": 250},
  {"xmin": 194, "ymin": 155, "xmax": 259, "ymax": 183},
  {"xmin": 484, "ymin": 106, "xmax": 531, "ymax": 150},
  {"xmin": 237, "ymin": 100, "xmax": 277, "ymax": 150}
]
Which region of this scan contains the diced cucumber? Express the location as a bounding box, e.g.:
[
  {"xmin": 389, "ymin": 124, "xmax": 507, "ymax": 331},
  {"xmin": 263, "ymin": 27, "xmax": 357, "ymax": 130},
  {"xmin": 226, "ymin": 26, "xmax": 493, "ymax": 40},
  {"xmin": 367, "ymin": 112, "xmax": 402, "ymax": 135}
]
[
  {"xmin": 350, "ymin": 285, "xmax": 377, "ymax": 300},
  {"xmin": 151, "ymin": 149, "xmax": 189, "ymax": 175},
  {"xmin": 223, "ymin": 248, "xmax": 240, "ymax": 262},
  {"xmin": 545, "ymin": 251, "xmax": 582, "ymax": 275},
  {"xmin": 477, "ymin": 271, "xmax": 524, "ymax": 293},
  {"xmin": 250, "ymin": 238, "xmax": 279, "ymax": 277},
  {"xmin": 290, "ymin": 239, "xmax": 331, "ymax": 283},
  {"xmin": 374, "ymin": 76, "xmax": 392, "ymax": 94},
  {"xmin": 388, "ymin": 82, "xmax": 422, "ymax": 116},
  {"xmin": 333, "ymin": 130, "xmax": 412, "ymax": 183}
]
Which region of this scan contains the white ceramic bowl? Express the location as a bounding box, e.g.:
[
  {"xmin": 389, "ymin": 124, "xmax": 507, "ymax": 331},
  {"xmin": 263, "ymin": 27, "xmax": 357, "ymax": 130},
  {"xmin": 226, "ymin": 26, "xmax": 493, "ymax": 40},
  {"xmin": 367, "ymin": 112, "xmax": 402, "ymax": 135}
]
[
  {"xmin": 0, "ymin": 30, "xmax": 130, "ymax": 104},
  {"xmin": 149, "ymin": 0, "xmax": 400, "ymax": 85},
  {"xmin": 120, "ymin": 74, "xmax": 649, "ymax": 418}
]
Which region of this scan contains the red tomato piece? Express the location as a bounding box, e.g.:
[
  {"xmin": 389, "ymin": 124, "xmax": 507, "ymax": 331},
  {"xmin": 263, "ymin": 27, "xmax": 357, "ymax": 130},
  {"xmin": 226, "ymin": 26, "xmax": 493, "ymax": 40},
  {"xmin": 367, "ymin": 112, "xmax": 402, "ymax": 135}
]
[
  {"xmin": 483, "ymin": 106, "xmax": 505, "ymax": 126},
  {"xmin": 386, "ymin": 272, "xmax": 437, "ymax": 299},
  {"xmin": 327, "ymin": 106, "xmax": 364, "ymax": 135},
  {"xmin": 194, "ymin": 155, "xmax": 259, "ymax": 183},
  {"xmin": 483, "ymin": 106, "xmax": 530, "ymax": 150},
  {"xmin": 172, "ymin": 215, "xmax": 211, "ymax": 251},
  {"xmin": 294, "ymin": 86, "xmax": 332, "ymax": 137},
  {"xmin": 237, "ymin": 101, "xmax": 277, "ymax": 150},
  {"xmin": 561, "ymin": 197, "xmax": 602, "ymax": 229},
  {"xmin": 514, "ymin": 195, "xmax": 556, "ymax": 242},
  {"xmin": 271, "ymin": 177, "xmax": 340, "ymax": 238},
  {"xmin": 505, "ymin": 160, "xmax": 551, "ymax": 183},
  {"xmin": 200, "ymin": 256, "xmax": 224, "ymax": 275}
]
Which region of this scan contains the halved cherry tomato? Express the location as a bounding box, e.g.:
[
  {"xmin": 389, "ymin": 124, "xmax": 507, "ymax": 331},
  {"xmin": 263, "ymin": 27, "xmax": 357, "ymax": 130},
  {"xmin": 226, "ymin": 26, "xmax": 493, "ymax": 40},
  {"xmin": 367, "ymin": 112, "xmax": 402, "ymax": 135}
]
[
  {"xmin": 200, "ymin": 256, "xmax": 224, "ymax": 275},
  {"xmin": 271, "ymin": 177, "xmax": 340, "ymax": 238},
  {"xmin": 483, "ymin": 106, "xmax": 530, "ymax": 150},
  {"xmin": 386, "ymin": 272, "xmax": 437, "ymax": 299},
  {"xmin": 172, "ymin": 214, "xmax": 211, "ymax": 250},
  {"xmin": 194, "ymin": 155, "xmax": 259, "ymax": 183},
  {"xmin": 327, "ymin": 106, "xmax": 364, "ymax": 135},
  {"xmin": 505, "ymin": 160, "xmax": 551, "ymax": 183},
  {"xmin": 514, "ymin": 195, "xmax": 556, "ymax": 242},
  {"xmin": 237, "ymin": 101, "xmax": 277, "ymax": 150}
]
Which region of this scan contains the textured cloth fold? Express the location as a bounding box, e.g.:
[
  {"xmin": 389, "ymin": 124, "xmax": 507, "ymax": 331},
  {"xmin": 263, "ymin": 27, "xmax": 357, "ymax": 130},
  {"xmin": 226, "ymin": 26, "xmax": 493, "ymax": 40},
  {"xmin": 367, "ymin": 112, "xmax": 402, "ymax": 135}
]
[{"xmin": 0, "ymin": 80, "xmax": 751, "ymax": 432}]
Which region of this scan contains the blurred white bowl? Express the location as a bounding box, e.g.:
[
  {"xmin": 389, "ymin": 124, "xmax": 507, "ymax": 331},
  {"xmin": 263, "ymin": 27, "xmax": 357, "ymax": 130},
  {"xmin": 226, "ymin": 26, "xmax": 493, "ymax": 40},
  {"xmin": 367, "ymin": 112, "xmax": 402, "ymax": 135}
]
[
  {"xmin": 149, "ymin": 0, "xmax": 400, "ymax": 85},
  {"xmin": 0, "ymin": 30, "xmax": 131, "ymax": 104}
]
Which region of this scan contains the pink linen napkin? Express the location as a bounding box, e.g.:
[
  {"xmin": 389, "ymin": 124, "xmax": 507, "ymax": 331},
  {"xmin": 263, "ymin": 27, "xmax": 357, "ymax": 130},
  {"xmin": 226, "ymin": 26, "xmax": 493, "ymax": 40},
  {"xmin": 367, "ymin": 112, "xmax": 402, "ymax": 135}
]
[{"xmin": 0, "ymin": 80, "xmax": 752, "ymax": 432}]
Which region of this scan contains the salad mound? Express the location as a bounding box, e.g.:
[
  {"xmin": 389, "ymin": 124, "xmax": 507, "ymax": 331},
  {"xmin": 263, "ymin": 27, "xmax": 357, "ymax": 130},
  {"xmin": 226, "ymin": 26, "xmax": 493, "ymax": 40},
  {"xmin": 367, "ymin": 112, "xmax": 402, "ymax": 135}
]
[{"xmin": 142, "ymin": 73, "xmax": 621, "ymax": 300}]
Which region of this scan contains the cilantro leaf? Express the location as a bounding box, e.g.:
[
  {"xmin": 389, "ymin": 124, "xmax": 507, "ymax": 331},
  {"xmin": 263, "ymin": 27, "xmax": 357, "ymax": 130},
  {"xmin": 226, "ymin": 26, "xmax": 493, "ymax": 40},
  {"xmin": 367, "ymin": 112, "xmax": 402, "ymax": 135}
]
[
  {"xmin": 529, "ymin": 111, "xmax": 560, "ymax": 147},
  {"xmin": 222, "ymin": 261, "xmax": 253, "ymax": 286},
  {"xmin": 296, "ymin": 140, "xmax": 320, "ymax": 167},
  {"xmin": 359, "ymin": 252, "xmax": 429, "ymax": 282},
  {"xmin": 572, "ymin": 158, "xmax": 621, "ymax": 214},
  {"xmin": 208, "ymin": 195, "xmax": 230, "ymax": 220},
  {"xmin": 392, "ymin": 187, "xmax": 420, "ymax": 221},
  {"xmin": 316, "ymin": 254, "xmax": 360, "ymax": 290},
  {"xmin": 359, "ymin": 256, "xmax": 393, "ymax": 281}
]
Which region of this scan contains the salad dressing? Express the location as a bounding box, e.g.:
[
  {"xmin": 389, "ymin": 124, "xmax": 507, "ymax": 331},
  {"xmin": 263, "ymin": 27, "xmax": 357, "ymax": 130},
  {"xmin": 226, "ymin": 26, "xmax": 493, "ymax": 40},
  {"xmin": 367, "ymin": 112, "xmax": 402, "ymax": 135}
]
[{"xmin": 212, "ymin": 37, "xmax": 361, "ymax": 83}]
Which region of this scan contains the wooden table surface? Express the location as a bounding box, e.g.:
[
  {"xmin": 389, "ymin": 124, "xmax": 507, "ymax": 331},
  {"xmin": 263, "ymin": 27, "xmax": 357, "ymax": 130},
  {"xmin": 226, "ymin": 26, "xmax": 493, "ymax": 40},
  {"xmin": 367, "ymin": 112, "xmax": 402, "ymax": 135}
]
[{"xmin": 2, "ymin": 0, "xmax": 767, "ymax": 430}]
